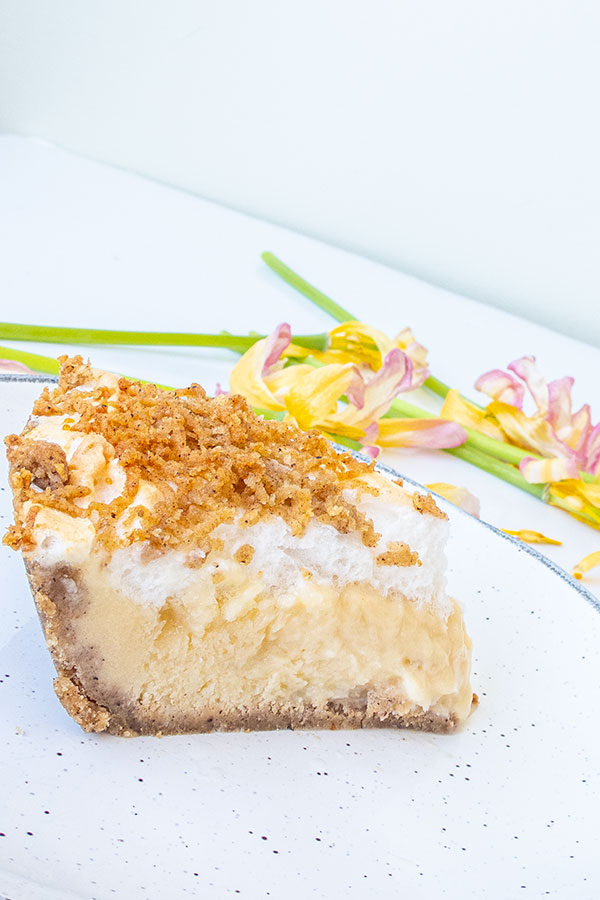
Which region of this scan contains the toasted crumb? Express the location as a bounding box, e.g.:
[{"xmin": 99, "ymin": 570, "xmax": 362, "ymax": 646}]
[
  {"xmin": 412, "ymin": 492, "xmax": 447, "ymax": 520},
  {"xmin": 234, "ymin": 543, "xmax": 255, "ymax": 565},
  {"xmin": 5, "ymin": 436, "xmax": 69, "ymax": 490},
  {"xmin": 8, "ymin": 357, "xmax": 381, "ymax": 553},
  {"xmin": 376, "ymin": 541, "xmax": 421, "ymax": 567}
]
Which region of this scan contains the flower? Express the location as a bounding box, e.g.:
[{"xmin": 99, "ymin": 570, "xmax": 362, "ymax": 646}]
[
  {"xmin": 286, "ymin": 321, "xmax": 430, "ymax": 390},
  {"xmin": 229, "ymin": 323, "xmax": 467, "ymax": 453},
  {"xmin": 474, "ymin": 356, "xmax": 600, "ymax": 478}
]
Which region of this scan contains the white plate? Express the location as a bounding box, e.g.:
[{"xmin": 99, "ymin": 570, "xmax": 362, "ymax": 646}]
[{"xmin": 1, "ymin": 377, "xmax": 599, "ymax": 900}]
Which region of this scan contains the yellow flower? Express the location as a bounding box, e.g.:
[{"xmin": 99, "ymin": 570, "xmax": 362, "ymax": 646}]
[
  {"xmin": 228, "ymin": 324, "xmax": 466, "ymax": 452},
  {"xmin": 286, "ymin": 320, "xmax": 430, "ymax": 388},
  {"xmin": 441, "ymin": 389, "xmax": 504, "ymax": 440}
]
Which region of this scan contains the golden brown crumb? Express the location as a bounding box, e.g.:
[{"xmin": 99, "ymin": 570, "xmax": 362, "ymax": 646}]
[
  {"xmin": 3, "ymin": 357, "xmax": 384, "ymax": 554},
  {"xmin": 376, "ymin": 541, "xmax": 421, "ymax": 567},
  {"xmin": 5, "ymin": 436, "xmax": 69, "ymax": 490},
  {"xmin": 3, "ymin": 523, "xmax": 25, "ymax": 550},
  {"xmin": 412, "ymin": 492, "xmax": 447, "ymax": 520},
  {"xmin": 234, "ymin": 543, "xmax": 255, "ymax": 565}
]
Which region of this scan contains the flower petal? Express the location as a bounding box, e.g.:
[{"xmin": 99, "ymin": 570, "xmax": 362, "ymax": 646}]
[
  {"xmin": 507, "ymin": 356, "xmax": 548, "ymax": 414},
  {"xmin": 229, "ymin": 332, "xmax": 285, "ymax": 411},
  {"xmin": 327, "ymin": 321, "xmax": 395, "ymax": 370},
  {"xmin": 264, "ymin": 364, "xmax": 315, "ymax": 403},
  {"xmin": 330, "ymin": 349, "xmax": 413, "ymax": 431},
  {"xmin": 284, "ymin": 364, "xmax": 357, "ymax": 430},
  {"xmin": 547, "ymin": 480, "xmax": 600, "ymax": 528},
  {"xmin": 546, "ymin": 376, "xmax": 575, "ymax": 440},
  {"xmin": 441, "ymin": 389, "xmax": 505, "ymax": 439},
  {"xmin": 502, "ymin": 529, "xmax": 562, "ymax": 545},
  {"xmin": 474, "ymin": 369, "xmax": 524, "ymax": 408},
  {"xmin": 487, "ymin": 400, "xmax": 571, "ymax": 458},
  {"xmin": 375, "ymin": 417, "xmax": 467, "ymax": 449},
  {"xmin": 519, "ymin": 455, "xmax": 579, "ymax": 484},
  {"xmin": 359, "ymin": 423, "xmax": 381, "ymax": 459},
  {"xmin": 0, "ymin": 359, "xmax": 32, "ymax": 373},
  {"xmin": 576, "ymin": 480, "xmax": 600, "ymax": 506},
  {"xmin": 394, "ymin": 327, "xmax": 430, "ymax": 388},
  {"xmin": 582, "ymin": 422, "xmax": 600, "ymax": 475},
  {"xmin": 425, "ymin": 482, "xmax": 480, "ymax": 517},
  {"xmin": 572, "ymin": 550, "xmax": 600, "ymax": 580},
  {"xmin": 262, "ymin": 323, "xmax": 292, "ymax": 376}
]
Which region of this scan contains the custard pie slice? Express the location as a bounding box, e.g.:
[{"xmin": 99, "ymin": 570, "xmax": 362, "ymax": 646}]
[{"xmin": 4, "ymin": 357, "xmax": 473, "ymax": 736}]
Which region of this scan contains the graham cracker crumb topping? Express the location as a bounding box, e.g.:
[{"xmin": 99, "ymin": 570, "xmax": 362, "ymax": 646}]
[
  {"xmin": 234, "ymin": 544, "xmax": 255, "ymax": 565},
  {"xmin": 6, "ymin": 357, "xmax": 381, "ymax": 553},
  {"xmin": 376, "ymin": 541, "xmax": 421, "ymax": 567},
  {"xmin": 412, "ymin": 492, "xmax": 447, "ymax": 520}
]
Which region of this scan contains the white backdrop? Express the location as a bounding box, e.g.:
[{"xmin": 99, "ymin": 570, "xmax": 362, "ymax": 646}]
[{"xmin": 1, "ymin": 0, "xmax": 599, "ymax": 345}]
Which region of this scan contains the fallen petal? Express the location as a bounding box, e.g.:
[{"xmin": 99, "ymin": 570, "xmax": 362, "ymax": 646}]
[
  {"xmin": 425, "ymin": 482, "xmax": 480, "ymax": 517},
  {"xmin": 502, "ymin": 529, "xmax": 562, "ymax": 545},
  {"xmin": 572, "ymin": 550, "xmax": 600, "ymax": 580}
]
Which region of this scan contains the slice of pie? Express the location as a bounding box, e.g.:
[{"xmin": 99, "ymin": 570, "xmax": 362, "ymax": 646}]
[{"xmin": 4, "ymin": 357, "xmax": 473, "ymax": 736}]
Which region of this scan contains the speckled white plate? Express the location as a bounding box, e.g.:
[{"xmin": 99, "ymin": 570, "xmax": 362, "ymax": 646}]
[{"xmin": 1, "ymin": 377, "xmax": 599, "ymax": 900}]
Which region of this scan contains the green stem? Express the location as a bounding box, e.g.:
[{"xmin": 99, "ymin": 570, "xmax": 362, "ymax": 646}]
[
  {"xmin": 261, "ymin": 251, "xmax": 469, "ymax": 405},
  {"xmin": 0, "ymin": 344, "xmax": 60, "ymax": 376},
  {"xmin": 0, "ymin": 322, "xmax": 329, "ymax": 354},
  {"xmin": 425, "ymin": 375, "xmax": 451, "ymax": 400},
  {"xmin": 262, "ymin": 251, "xmax": 354, "ymax": 323},
  {"xmin": 445, "ymin": 444, "xmax": 545, "ymax": 499}
]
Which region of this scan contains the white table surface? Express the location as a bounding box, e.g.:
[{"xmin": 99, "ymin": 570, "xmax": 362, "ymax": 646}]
[{"xmin": 1, "ymin": 134, "xmax": 599, "ymax": 598}]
